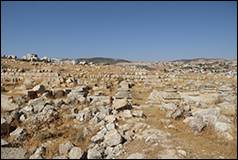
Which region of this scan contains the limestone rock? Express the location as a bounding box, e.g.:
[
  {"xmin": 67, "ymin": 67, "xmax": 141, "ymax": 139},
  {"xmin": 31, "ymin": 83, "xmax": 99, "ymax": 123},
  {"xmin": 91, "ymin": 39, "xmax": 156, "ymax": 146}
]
[
  {"xmin": 28, "ymin": 97, "xmax": 46, "ymax": 113},
  {"xmin": 193, "ymin": 108, "xmax": 220, "ymax": 126},
  {"xmin": 159, "ymin": 103, "xmax": 177, "ymax": 111},
  {"xmin": 59, "ymin": 141, "xmax": 74, "ymax": 155},
  {"xmin": 127, "ymin": 153, "xmax": 145, "ymax": 159},
  {"xmin": 120, "ymin": 110, "xmax": 132, "ymax": 118},
  {"xmin": 1, "ymin": 139, "xmax": 9, "ymax": 146},
  {"xmin": 183, "ymin": 116, "xmax": 206, "ymax": 133},
  {"xmin": 32, "ymin": 84, "xmax": 45, "ymax": 94},
  {"xmin": 1, "ymin": 95, "xmax": 19, "ymax": 111},
  {"xmin": 105, "ymin": 144, "xmax": 123, "ymax": 158},
  {"xmin": 29, "ymin": 146, "xmax": 46, "ymax": 159},
  {"xmin": 106, "ymin": 122, "xmax": 116, "ymax": 131},
  {"xmin": 10, "ymin": 127, "xmax": 27, "ymax": 141},
  {"xmin": 1, "ymin": 118, "xmax": 9, "ymax": 136},
  {"xmin": 214, "ymin": 121, "xmax": 233, "ymax": 140},
  {"xmin": 132, "ymin": 110, "xmax": 144, "ymax": 117},
  {"xmin": 115, "ymin": 90, "xmax": 131, "ymax": 99},
  {"xmin": 104, "ymin": 129, "xmax": 123, "ymax": 147},
  {"xmin": 68, "ymin": 147, "xmax": 83, "ymax": 159},
  {"xmin": 166, "ymin": 107, "xmax": 184, "ymax": 119},
  {"xmin": 177, "ymin": 149, "xmax": 187, "ymax": 157},
  {"xmin": 1, "ymin": 147, "xmax": 26, "ymax": 159},
  {"xmin": 87, "ymin": 147, "xmax": 102, "ymax": 159},
  {"xmin": 91, "ymin": 128, "xmax": 107, "ymax": 143},
  {"xmin": 112, "ymin": 98, "xmax": 130, "ymax": 111}
]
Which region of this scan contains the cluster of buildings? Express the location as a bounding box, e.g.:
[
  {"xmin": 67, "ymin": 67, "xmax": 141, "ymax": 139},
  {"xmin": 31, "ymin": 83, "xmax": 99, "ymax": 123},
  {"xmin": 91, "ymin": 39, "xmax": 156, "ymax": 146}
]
[{"xmin": 1, "ymin": 53, "xmax": 92, "ymax": 65}]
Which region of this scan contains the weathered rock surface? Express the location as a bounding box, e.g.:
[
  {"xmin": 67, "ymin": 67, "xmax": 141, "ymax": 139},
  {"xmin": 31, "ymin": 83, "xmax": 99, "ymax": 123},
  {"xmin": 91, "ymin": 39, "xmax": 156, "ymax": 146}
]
[
  {"xmin": 1, "ymin": 118, "xmax": 9, "ymax": 136},
  {"xmin": 87, "ymin": 147, "xmax": 102, "ymax": 159},
  {"xmin": 68, "ymin": 147, "xmax": 84, "ymax": 159},
  {"xmin": 127, "ymin": 153, "xmax": 145, "ymax": 159},
  {"xmin": 1, "ymin": 147, "xmax": 26, "ymax": 159},
  {"xmin": 59, "ymin": 141, "xmax": 74, "ymax": 155},
  {"xmin": 112, "ymin": 98, "xmax": 130, "ymax": 110},
  {"xmin": 1, "ymin": 57, "xmax": 237, "ymax": 159},
  {"xmin": 104, "ymin": 129, "xmax": 123, "ymax": 147},
  {"xmin": 1, "ymin": 95, "xmax": 19, "ymax": 111}
]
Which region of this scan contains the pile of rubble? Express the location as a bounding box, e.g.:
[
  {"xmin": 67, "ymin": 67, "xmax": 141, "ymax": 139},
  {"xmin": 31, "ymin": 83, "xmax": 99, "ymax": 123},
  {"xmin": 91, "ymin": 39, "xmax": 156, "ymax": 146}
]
[{"xmin": 1, "ymin": 58, "xmax": 237, "ymax": 159}]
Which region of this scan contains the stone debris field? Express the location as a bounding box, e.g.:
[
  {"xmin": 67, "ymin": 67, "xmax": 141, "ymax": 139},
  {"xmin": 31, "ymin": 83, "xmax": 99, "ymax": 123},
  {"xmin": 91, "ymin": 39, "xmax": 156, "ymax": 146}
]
[{"xmin": 1, "ymin": 56, "xmax": 237, "ymax": 159}]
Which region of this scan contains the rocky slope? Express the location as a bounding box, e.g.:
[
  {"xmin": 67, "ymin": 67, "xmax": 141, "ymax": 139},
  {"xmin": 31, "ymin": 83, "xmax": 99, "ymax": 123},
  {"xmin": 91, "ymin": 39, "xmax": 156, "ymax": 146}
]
[{"xmin": 1, "ymin": 58, "xmax": 237, "ymax": 159}]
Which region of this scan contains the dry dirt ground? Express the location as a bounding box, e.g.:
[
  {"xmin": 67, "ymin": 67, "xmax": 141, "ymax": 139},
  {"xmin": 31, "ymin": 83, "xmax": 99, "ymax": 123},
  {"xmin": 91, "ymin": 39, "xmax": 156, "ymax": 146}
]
[{"xmin": 1, "ymin": 58, "xmax": 237, "ymax": 159}]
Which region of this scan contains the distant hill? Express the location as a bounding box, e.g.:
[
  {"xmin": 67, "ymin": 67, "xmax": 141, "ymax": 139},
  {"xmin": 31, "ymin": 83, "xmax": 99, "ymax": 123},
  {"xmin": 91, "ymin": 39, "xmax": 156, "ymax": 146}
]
[
  {"xmin": 76, "ymin": 57, "xmax": 131, "ymax": 64},
  {"xmin": 171, "ymin": 58, "xmax": 230, "ymax": 63}
]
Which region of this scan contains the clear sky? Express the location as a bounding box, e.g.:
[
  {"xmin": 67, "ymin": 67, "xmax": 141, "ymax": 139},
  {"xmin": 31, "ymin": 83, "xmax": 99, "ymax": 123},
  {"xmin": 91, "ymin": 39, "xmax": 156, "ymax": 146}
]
[{"xmin": 1, "ymin": 1, "xmax": 237, "ymax": 61}]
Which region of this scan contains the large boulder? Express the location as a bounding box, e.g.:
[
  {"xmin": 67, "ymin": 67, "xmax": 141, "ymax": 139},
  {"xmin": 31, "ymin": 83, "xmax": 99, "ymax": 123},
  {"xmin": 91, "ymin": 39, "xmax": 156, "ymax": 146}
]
[
  {"xmin": 1, "ymin": 139, "xmax": 9, "ymax": 147},
  {"xmin": 9, "ymin": 127, "xmax": 27, "ymax": 141},
  {"xmin": 182, "ymin": 93, "xmax": 221, "ymax": 106},
  {"xmin": 132, "ymin": 110, "xmax": 144, "ymax": 118},
  {"xmin": 1, "ymin": 147, "xmax": 26, "ymax": 159},
  {"xmin": 68, "ymin": 147, "xmax": 84, "ymax": 159},
  {"xmin": 105, "ymin": 144, "xmax": 123, "ymax": 158},
  {"xmin": 27, "ymin": 105, "xmax": 58, "ymax": 128},
  {"xmin": 214, "ymin": 121, "xmax": 233, "ymax": 140},
  {"xmin": 91, "ymin": 128, "xmax": 107, "ymax": 143},
  {"xmin": 67, "ymin": 87, "xmax": 88, "ymax": 103},
  {"xmin": 75, "ymin": 108, "xmax": 92, "ymax": 122},
  {"xmin": 166, "ymin": 107, "xmax": 184, "ymax": 119},
  {"xmin": 159, "ymin": 103, "xmax": 177, "ymax": 111},
  {"xmin": 115, "ymin": 90, "xmax": 131, "ymax": 99},
  {"xmin": 106, "ymin": 122, "xmax": 116, "ymax": 131},
  {"xmin": 112, "ymin": 98, "xmax": 130, "ymax": 111},
  {"xmin": 28, "ymin": 97, "xmax": 46, "ymax": 113},
  {"xmin": 1, "ymin": 95, "xmax": 19, "ymax": 111},
  {"xmin": 119, "ymin": 81, "xmax": 129, "ymax": 90},
  {"xmin": 69, "ymin": 86, "xmax": 89, "ymax": 96},
  {"xmin": 96, "ymin": 105, "xmax": 111, "ymax": 116},
  {"xmin": 104, "ymin": 129, "xmax": 123, "ymax": 147},
  {"xmin": 87, "ymin": 147, "xmax": 102, "ymax": 159},
  {"xmin": 214, "ymin": 121, "xmax": 231, "ymax": 133},
  {"xmin": 89, "ymin": 96, "xmax": 111, "ymax": 106},
  {"xmin": 1, "ymin": 118, "xmax": 9, "ymax": 136},
  {"xmin": 193, "ymin": 108, "xmax": 220, "ymax": 126},
  {"xmin": 104, "ymin": 115, "xmax": 116, "ymax": 123},
  {"xmin": 183, "ymin": 116, "xmax": 206, "ymax": 133},
  {"xmin": 30, "ymin": 146, "xmax": 46, "ymax": 159},
  {"xmin": 29, "ymin": 146, "xmax": 45, "ymax": 159},
  {"xmin": 32, "ymin": 84, "xmax": 45, "ymax": 94},
  {"xmin": 120, "ymin": 110, "xmax": 132, "ymax": 118},
  {"xmin": 59, "ymin": 141, "xmax": 74, "ymax": 155}
]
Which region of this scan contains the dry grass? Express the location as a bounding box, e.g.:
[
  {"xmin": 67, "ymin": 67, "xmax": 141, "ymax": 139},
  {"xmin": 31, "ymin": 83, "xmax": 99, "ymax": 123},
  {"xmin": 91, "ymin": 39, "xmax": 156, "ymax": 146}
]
[
  {"xmin": 142, "ymin": 106, "xmax": 237, "ymax": 159},
  {"xmin": 1, "ymin": 59, "xmax": 237, "ymax": 159}
]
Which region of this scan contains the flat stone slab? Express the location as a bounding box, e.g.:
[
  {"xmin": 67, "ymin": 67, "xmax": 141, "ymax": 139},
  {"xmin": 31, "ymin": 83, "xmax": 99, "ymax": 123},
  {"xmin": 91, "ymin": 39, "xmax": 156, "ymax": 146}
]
[{"xmin": 1, "ymin": 147, "xmax": 26, "ymax": 159}]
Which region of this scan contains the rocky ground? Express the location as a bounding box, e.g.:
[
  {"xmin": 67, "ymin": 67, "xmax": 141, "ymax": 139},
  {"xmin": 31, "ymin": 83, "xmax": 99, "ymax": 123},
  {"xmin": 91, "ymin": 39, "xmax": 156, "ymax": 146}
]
[{"xmin": 1, "ymin": 58, "xmax": 237, "ymax": 159}]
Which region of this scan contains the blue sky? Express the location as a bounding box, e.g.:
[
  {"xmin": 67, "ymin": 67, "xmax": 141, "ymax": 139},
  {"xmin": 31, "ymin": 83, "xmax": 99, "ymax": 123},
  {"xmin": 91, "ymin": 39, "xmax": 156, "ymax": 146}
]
[{"xmin": 1, "ymin": 1, "xmax": 237, "ymax": 61}]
